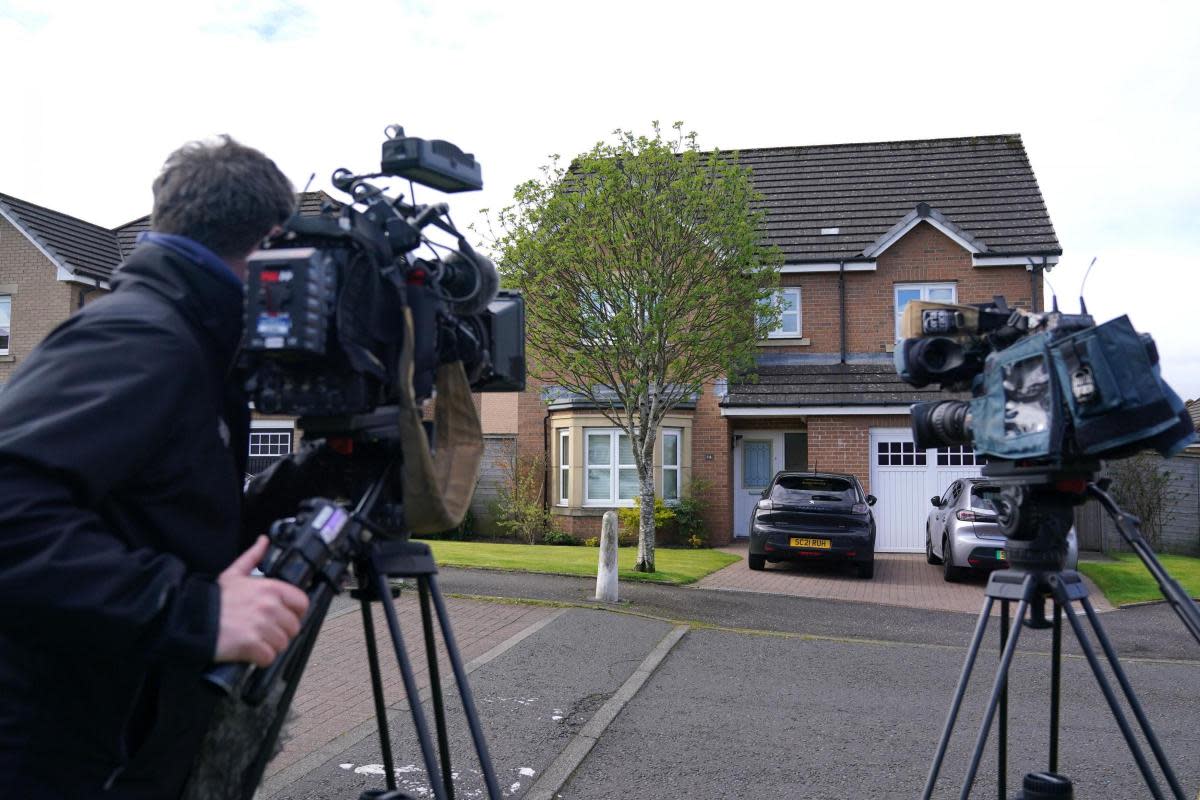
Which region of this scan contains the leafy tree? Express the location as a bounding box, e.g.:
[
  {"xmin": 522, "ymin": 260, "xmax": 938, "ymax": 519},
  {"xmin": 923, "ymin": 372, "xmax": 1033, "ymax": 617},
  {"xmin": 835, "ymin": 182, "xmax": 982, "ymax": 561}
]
[{"xmin": 489, "ymin": 123, "xmax": 781, "ymax": 572}]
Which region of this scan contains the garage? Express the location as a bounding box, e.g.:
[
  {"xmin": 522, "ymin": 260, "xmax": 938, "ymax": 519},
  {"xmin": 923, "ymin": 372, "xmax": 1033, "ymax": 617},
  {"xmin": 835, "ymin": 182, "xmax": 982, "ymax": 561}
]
[{"xmin": 869, "ymin": 427, "xmax": 983, "ymax": 552}]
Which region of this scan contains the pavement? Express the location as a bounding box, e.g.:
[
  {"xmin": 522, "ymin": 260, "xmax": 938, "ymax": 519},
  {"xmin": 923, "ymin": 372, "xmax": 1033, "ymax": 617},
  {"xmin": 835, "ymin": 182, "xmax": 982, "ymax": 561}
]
[
  {"xmin": 258, "ymin": 563, "xmax": 1198, "ymax": 800},
  {"xmin": 698, "ymin": 543, "xmax": 1115, "ymax": 614}
]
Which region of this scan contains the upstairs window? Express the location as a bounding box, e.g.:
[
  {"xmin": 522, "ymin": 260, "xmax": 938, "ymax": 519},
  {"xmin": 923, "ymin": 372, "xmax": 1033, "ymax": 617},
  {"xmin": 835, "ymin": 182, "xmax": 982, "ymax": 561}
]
[
  {"xmin": 895, "ymin": 283, "xmax": 955, "ymax": 340},
  {"xmin": 765, "ymin": 288, "xmax": 802, "ymax": 339},
  {"xmin": 0, "ymin": 296, "xmax": 10, "ymax": 355}
]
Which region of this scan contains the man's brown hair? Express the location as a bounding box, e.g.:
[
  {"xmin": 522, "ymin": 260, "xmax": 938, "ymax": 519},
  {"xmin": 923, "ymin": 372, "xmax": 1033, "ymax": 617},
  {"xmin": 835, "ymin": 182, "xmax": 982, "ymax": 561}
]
[{"xmin": 151, "ymin": 135, "xmax": 295, "ymax": 260}]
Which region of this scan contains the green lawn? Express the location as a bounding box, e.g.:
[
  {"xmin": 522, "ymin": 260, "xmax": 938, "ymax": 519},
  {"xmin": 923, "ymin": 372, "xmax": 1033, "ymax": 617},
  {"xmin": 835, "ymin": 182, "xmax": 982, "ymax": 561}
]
[
  {"xmin": 423, "ymin": 540, "xmax": 740, "ymax": 585},
  {"xmin": 1077, "ymin": 554, "xmax": 1200, "ymax": 606}
]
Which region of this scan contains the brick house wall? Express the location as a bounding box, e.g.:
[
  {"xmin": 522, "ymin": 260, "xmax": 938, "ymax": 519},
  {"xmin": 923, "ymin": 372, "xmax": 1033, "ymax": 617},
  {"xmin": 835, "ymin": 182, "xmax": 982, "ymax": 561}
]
[{"xmin": 0, "ymin": 216, "xmax": 94, "ymax": 384}]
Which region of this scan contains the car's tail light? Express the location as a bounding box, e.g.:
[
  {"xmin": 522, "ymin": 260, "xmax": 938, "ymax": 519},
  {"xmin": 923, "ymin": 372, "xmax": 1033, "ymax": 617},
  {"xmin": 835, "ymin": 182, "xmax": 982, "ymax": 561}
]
[
  {"xmin": 851, "ymin": 503, "xmax": 869, "ymax": 514},
  {"xmin": 956, "ymin": 510, "xmax": 998, "ymax": 522}
]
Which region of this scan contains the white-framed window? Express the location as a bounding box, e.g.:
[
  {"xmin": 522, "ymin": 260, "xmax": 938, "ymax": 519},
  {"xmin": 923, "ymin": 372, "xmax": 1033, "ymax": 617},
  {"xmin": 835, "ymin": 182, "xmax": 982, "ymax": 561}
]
[
  {"xmin": 585, "ymin": 429, "xmax": 638, "ymax": 506},
  {"xmin": 765, "ymin": 288, "xmax": 802, "ymax": 338},
  {"xmin": 557, "ymin": 428, "xmax": 570, "ymax": 506},
  {"xmin": 662, "ymin": 429, "xmax": 681, "ymax": 501},
  {"xmin": 0, "ymin": 296, "xmax": 11, "ymax": 355},
  {"xmin": 249, "ymin": 429, "xmax": 293, "ymax": 457},
  {"xmin": 247, "ymin": 427, "xmax": 294, "ymax": 476},
  {"xmin": 895, "ymin": 283, "xmax": 956, "ymax": 340}
]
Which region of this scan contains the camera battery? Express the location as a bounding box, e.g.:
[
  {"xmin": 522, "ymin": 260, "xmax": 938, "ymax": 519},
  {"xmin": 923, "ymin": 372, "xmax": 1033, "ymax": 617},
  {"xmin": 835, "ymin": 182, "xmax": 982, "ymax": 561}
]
[{"xmin": 244, "ymin": 247, "xmax": 337, "ymax": 355}]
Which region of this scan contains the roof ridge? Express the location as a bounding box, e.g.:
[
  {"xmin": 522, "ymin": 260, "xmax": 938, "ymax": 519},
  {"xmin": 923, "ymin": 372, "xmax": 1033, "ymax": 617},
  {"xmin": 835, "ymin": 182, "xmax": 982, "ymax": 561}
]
[{"xmin": 720, "ymin": 133, "xmax": 1023, "ymax": 157}]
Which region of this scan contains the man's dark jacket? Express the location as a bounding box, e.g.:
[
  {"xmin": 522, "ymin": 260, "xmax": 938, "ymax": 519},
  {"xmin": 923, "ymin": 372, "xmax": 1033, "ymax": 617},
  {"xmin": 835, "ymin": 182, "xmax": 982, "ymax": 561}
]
[{"xmin": 0, "ymin": 242, "xmax": 250, "ymax": 798}]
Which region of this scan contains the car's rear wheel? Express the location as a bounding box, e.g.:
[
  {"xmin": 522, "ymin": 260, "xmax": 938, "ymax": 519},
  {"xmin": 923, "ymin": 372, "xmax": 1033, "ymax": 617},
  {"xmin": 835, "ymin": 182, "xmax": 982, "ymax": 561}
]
[
  {"xmin": 943, "ymin": 535, "xmax": 965, "ymax": 582},
  {"xmin": 856, "ymin": 559, "xmax": 875, "ymax": 579},
  {"xmin": 748, "ymin": 554, "xmax": 766, "ymax": 571},
  {"xmin": 926, "ymin": 527, "xmax": 942, "ymax": 565}
]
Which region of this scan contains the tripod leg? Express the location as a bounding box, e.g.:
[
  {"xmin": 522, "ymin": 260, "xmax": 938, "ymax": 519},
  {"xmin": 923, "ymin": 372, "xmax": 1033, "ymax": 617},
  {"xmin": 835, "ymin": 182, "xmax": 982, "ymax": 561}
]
[
  {"xmin": 998, "ymin": 599, "xmax": 1009, "ymax": 800},
  {"xmin": 427, "ymin": 575, "xmax": 504, "ymax": 800},
  {"xmin": 418, "ymin": 577, "xmax": 456, "ymax": 800},
  {"xmin": 1078, "ymin": 594, "xmax": 1186, "ymax": 799},
  {"xmin": 921, "ymin": 595, "xmax": 995, "ymax": 800},
  {"xmin": 372, "ymin": 568, "xmax": 450, "ymax": 800},
  {"xmin": 358, "ymin": 572, "xmax": 398, "ymax": 792},
  {"xmin": 958, "ymin": 575, "xmax": 1034, "ymax": 800},
  {"xmin": 1050, "ymin": 582, "xmax": 1172, "ymax": 800},
  {"xmin": 1050, "ymin": 601, "xmax": 1062, "ymax": 773}
]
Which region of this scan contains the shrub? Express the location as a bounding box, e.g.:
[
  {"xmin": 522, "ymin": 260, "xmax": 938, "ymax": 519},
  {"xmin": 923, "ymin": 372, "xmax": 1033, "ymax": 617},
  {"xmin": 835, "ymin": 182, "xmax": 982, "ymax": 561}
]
[
  {"xmin": 617, "ymin": 497, "xmax": 675, "ymax": 545},
  {"xmin": 490, "ymin": 454, "xmax": 558, "ymax": 544},
  {"xmin": 1106, "ymin": 452, "xmax": 1179, "ymax": 551},
  {"xmin": 541, "ymin": 529, "xmax": 580, "ymax": 546},
  {"xmin": 424, "ymin": 508, "xmax": 476, "ymax": 541},
  {"xmin": 674, "ymin": 478, "xmax": 712, "ymax": 548},
  {"xmin": 584, "ymin": 536, "xmax": 600, "ymax": 548}
]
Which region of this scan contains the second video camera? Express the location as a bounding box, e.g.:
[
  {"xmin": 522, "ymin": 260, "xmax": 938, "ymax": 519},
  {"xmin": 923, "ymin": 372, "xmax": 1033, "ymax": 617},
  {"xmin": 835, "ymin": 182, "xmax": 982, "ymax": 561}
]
[{"xmin": 894, "ymin": 297, "xmax": 1194, "ymax": 462}]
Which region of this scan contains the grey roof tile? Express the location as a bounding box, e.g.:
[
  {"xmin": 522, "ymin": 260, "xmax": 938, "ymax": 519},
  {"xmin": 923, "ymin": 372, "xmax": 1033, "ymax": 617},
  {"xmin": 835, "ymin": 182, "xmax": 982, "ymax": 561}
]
[
  {"xmin": 725, "ymin": 134, "xmax": 1060, "ymax": 262},
  {"xmin": 0, "ymin": 193, "xmax": 122, "ymax": 280},
  {"xmin": 724, "ymin": 362, "xmax": 955, "ymax": 408}
]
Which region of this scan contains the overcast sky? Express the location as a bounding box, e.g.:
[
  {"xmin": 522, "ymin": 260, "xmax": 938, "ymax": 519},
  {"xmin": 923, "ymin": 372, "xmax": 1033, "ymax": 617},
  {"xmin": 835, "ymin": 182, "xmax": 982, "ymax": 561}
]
[{"xmin": 3, "ymin": 0, "xmax": 1198, "ymax": 400}]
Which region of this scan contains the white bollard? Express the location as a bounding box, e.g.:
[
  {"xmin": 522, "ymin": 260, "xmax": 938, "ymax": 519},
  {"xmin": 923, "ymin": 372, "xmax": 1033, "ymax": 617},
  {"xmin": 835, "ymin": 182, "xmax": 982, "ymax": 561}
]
[{"xmin": 594, "ymin": 510, "xmax": 619, "ymax": 603}]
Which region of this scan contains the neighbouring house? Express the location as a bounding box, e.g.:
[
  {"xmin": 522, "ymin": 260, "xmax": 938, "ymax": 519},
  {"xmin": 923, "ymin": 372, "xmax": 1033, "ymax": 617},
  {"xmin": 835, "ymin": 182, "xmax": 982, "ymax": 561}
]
[{"xmin": 515, "ymin": 133, "xmax": 1063, "ymax": 550}]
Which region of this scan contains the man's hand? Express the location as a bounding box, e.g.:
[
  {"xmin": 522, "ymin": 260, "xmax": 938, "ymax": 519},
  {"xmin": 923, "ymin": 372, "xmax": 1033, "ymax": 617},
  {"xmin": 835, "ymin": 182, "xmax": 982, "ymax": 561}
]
[{"xmin": 214, "ymin": 535, "xmax": 310, "ymax": 667}]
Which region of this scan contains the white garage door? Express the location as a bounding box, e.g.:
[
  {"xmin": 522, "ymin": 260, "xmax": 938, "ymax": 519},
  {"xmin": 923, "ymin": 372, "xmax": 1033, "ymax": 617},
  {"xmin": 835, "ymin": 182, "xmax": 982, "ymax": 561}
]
[{"xmin": 869, "ymin": 428, "xmax": 983, "ymax": 552}]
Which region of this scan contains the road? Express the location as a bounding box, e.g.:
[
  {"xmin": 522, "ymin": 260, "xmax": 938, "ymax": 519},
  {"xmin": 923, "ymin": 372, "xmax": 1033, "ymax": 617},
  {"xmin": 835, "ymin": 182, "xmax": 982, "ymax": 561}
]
[{"xmin": 263, "ymin": 567, "xmax": 1200, "ymax": 800}]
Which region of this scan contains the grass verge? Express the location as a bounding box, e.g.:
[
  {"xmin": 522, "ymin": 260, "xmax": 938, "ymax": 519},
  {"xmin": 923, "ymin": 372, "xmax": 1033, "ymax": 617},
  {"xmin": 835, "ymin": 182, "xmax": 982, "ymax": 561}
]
[
  {"xmin": 422, "ymin": 540, "xmax": 740, "ymax": 585},
  {"xmin": 1077, "ymin": 554, "xmax": 1200, "ymax": 606}
]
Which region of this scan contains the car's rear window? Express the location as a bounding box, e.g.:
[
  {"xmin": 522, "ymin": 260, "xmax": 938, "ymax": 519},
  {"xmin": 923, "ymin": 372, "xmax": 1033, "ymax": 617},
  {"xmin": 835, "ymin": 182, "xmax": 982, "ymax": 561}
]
[
  {"xmin": 771, "ymin": 476, "xmax": 857, "ymax": 502},
  {"xmin": 971, "ymin": 484, "xmax": 1002, "ymax": 511}
]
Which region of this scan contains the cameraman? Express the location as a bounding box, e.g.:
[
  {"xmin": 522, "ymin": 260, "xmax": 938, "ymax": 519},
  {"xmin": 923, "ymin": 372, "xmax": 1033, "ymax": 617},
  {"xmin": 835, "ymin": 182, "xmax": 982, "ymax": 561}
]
[{"xmin": 0, "ymin": 136, "xmax": 310, "ymax": 798}]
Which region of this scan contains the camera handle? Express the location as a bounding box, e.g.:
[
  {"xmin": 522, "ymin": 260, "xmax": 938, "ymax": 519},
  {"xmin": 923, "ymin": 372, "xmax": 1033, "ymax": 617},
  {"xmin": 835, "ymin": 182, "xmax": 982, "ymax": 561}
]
[{"xmin": 1088, "ymin": 482, "xmax": 1200, "ymax": 646}]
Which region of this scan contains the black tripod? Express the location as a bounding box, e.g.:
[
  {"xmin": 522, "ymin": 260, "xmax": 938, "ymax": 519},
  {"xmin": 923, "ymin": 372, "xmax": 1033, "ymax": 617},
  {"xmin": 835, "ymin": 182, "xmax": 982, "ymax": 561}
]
[
  {"xmin": 196, "ymin": 426, "xmax": 502, "ymax": 800},
  {"xmin": 921, "ymin": 472, "xmax": 1200, "ymax": 799},
  {"xmin": 348, "ymin": 536, "xmax": 502, "ymax": 800}
]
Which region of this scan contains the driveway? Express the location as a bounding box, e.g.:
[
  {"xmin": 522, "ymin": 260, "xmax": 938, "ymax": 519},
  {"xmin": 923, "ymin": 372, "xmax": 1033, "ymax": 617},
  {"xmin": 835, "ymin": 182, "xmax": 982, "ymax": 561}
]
[{"xmin": 695, "ymin": 541, "xmax": 1114, "ymax": 614}]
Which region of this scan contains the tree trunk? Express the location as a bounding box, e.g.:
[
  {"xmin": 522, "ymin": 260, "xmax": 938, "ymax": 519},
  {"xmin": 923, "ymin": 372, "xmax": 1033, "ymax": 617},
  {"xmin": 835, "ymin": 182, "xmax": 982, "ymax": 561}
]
[{"xmin": 634, "ymin": 469, "xmax": 656, "ymax": 573}]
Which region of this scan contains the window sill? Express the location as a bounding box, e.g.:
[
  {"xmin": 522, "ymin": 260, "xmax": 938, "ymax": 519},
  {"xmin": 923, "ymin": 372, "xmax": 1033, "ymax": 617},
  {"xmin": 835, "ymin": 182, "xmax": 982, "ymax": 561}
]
[
  {"xmin": 759, "ymin": 337, "xmax": 811, "ymax": 347},
  {"xmin": 552, "ymin": 506, "xmax": 623, "ymax": 517},
  {"xmin": 0, "ymin": 355, "xmax": 14, "ymax": 363}
]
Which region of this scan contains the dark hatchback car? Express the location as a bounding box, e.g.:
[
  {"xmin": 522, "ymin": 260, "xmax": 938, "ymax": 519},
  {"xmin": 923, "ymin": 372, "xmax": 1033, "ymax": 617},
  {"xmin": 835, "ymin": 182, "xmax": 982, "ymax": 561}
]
[{"xmin": 748, "ymin": 472, "xmax": 877, "ymax": 578}]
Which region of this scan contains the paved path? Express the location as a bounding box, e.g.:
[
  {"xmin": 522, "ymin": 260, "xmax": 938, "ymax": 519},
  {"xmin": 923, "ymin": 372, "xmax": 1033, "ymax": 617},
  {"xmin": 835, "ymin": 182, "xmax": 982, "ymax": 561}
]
[
  {"xmin": 263, "ymin": 592, "xmax": 559, "ymax": 782},
  {"xmin": 697, "ymin": 543, "xmax": 1114, "ymax": 614}
]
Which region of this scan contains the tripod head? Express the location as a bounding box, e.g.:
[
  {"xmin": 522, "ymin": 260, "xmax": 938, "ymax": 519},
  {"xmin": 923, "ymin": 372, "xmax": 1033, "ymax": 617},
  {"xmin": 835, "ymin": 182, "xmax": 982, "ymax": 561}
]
[{"xmin": 978, "ymin": 459, "xmax": 1100, "ymax": 574}]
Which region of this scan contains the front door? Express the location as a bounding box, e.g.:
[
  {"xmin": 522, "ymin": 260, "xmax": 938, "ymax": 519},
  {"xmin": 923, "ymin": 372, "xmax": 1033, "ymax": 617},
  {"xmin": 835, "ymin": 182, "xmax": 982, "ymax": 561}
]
[{"xmin": 732, "ymin": 430, "xmax": 807, "ymax": 538}]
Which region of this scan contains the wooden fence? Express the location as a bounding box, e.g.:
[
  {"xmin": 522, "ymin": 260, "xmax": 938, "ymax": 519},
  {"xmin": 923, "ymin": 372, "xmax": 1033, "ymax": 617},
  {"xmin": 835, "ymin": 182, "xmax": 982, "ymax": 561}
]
[{"xmin": 1075, "ymin": 451, "xmax": 1200, "ymax": 555}]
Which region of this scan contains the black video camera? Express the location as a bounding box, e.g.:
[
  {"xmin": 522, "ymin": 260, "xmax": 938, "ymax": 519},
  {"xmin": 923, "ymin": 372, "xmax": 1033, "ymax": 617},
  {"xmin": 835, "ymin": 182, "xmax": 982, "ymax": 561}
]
[
  {"xmin": 241, "ymin": 125, "xmax": 525, "ymax": 419},
  {"xmin": 894, "ymin": 297, "xmax": 1195, "ymax": 462}
]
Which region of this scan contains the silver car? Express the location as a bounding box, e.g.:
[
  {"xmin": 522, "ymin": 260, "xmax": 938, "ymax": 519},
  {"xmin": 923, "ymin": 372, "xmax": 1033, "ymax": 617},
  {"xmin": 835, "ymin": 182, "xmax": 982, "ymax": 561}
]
[{"xmin": 925, "ymin": 478, "xmax": 1078, "ymax": 581}]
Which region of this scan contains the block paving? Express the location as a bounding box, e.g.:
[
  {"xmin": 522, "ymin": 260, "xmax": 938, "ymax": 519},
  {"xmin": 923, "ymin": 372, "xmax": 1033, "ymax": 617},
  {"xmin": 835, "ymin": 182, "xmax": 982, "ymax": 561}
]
[
  {"xmin": 265, "ymin": 592, "xmax": 558, "ymax": 778},
  {"xmin": 696, "ymin": 544, "xmax": 1114, "ymax": 615}
]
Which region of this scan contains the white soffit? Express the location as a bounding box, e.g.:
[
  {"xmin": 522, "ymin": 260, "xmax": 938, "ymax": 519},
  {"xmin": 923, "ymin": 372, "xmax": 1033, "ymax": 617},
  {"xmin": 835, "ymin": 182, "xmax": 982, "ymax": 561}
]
[
  {"xmin": 972, "ymin": 254, "xmax": 1061, "ymax": 268},
  {"xmin": 721, "ymin": 405, "xmax": 908, "ymax": 417},
  {"xmin": 780, "ymin": 262, "xmax": 877, "ymax": 273}
]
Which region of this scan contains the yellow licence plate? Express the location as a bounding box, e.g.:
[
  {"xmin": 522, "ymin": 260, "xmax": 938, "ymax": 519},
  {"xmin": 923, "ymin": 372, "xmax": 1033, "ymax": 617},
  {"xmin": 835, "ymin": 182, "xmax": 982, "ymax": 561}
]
[{"xmin": 790, "ymin": 537, "xmax": 831, "ymax": 549}]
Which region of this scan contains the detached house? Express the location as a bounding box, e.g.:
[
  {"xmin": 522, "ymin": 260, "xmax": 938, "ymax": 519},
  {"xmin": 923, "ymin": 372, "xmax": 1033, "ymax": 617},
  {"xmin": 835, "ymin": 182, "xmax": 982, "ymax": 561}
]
[{"xmin": 520, "ymin": 134, "xmax": 1061, "ymax": 550}]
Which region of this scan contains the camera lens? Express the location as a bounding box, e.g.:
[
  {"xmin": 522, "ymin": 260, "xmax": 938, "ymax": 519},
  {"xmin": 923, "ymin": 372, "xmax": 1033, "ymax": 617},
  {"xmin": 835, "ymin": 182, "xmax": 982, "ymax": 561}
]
[{"xmin": 911, "ymin": 400, "xmax": 971, "ymax": 449}]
